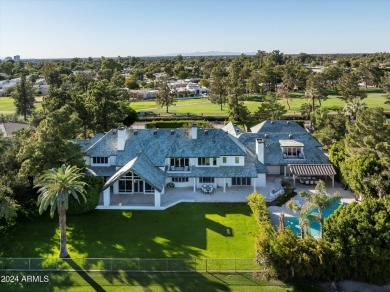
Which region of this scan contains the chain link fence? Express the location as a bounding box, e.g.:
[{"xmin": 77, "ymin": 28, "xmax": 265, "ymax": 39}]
[{"xmin": 0, "ymin": 258, "xmax": 263, "ymax": 272}]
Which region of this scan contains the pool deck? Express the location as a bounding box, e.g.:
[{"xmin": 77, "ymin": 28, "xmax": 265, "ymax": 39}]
[{"xmin": 268, "ymin": 181, "xmax": 355, "ymax": 232}]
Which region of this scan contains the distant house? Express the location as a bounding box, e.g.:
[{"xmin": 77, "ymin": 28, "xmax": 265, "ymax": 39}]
[
  {"xmin": 33, "ymin": 84, "xmax": 50, "ymax": 95},
  {"xmin": 0, "ymin": 122, "xmax": 29, "ymax": 137},
  {"xmin": 77, "ymin": 120, "xmax": 335, "ymax": 210},
  {"xmin": 129, "ymin": 89, "xmax": 159, "ymax": 100}
]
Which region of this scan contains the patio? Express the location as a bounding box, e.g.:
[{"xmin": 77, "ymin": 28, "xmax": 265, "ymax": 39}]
[{"xmin": 96, "ymin": 175, "xmax": 282, "ymax": 210}]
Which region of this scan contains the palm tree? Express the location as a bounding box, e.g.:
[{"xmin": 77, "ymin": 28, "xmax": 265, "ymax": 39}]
[
  {"xmin": 35, "ymin": 164, "xmax": 87, "ymax": 258},
  {"xmin": 342, "ymin": 97, "xmax": 366, "ymax": 120},
  {"xmin": 286, "ymin": 200, "xmax": 314, "ymax": 238},
  {"xmin": 299, "ymin": 180, "xmax": 340, "ymax": 239}
]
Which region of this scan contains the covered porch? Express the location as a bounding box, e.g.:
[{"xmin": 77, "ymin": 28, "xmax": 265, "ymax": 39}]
[
  {"xmin": 288, "ymin": 164, "xmax": 337, "ymax": 188},
  {"xmin": 96, "ymin": 176, "xmax": 280, "ymax": 210}
]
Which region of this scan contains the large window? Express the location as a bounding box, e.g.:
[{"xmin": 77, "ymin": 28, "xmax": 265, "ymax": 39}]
[
  {"xmin": 282, "ymin": 147, "xmax": 303, "ymax": 158},
  {"xmin": 170, "ymin": 158, "xmax": 189, "ymax": 171},
  {"xmin": 234, "ymin": 157, "xmax": 239, "ymax": 164},
  {"xmin": 222, "ymin": 157, "xmax": 227, "ymax": 164},
  {"xmin": 232, "ymin": 177, "xmax": 251, "ymax": 186},
  {"xmin": 199, "ymin": 177, "xmax": 214, "ymax": 183},
  {"xmin": 198, "ymin": 157, "xmax": 217, "ymax": 166},
  {"xmin": 92, "ymin": 157, "xmax": 108, "ymax": 164},
  {"xmin": 118, "ymin": 171, "xmax": 153, "ymax": 193},
  {"xmin": 172, "ymin": 177, "xmax": 189, "ymax": 182}
]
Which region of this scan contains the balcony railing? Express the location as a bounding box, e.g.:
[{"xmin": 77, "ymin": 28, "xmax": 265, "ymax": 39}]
[{"xmin": 167, "ymin": 166, "xmax": 191, "ymax": 172}]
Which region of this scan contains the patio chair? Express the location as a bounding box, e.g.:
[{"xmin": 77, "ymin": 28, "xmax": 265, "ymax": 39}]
[{"xmin": 305, "ymin": 180, "xmax": 310, "ymax": 185}]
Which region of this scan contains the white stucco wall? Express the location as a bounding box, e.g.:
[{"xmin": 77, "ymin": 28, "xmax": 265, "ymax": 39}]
[{"xmin": 254, "ymin": 174, "xmax": 266, "ymax": 187}]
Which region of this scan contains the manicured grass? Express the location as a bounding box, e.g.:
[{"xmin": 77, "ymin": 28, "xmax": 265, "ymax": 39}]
[
  {"xmin": 131, "ymin": 88, "xmax": 390, "ymax": 116},
  {"xmin": 1, "ymin": 203, "xmax": 258, "ymax": 259},
  {"xmin": 0, "ymin": 271, "xmax": 324, "ymax": 291},
  {"xmin": 0, "ymin": 96, "xmax": 42, "ymax": 114}
]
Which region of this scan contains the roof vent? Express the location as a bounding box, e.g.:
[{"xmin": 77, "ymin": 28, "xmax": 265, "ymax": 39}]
[
  {"xmin": 171, "ymin": 130, "xmax": 175, "ymax": 135},
  {"xmin": 112, "ymin": 129, "xmax": 117, "ymax": 135},
  {"xmin": 270, "ymin": 121, "xmax": 274, "ymax": 124},
  {"xmin": 287, "ymin": 121, "xmax": 290, "ymax": 125},
  {"xmin": 153, "ymin": 130, "xmax": 157, "ymax": 135},
  {"xmin": 204, "ymin": 129, "xmax": 208, "ymax": 135},
  {"xmin": 289, "ymin": 134, "xmax": 293, "ymax": 139},
  {"xmin": 264, "ymin": 134, "xmax": 269, "ymax": 138},
  {"xmin": 134, "ymin": 130, "xmax": 138, "ymax": 135}
]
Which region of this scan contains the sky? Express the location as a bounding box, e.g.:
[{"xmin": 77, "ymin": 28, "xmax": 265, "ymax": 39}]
[{"xmin": 1, "ymin": 0, "xmax": 389, "ymax": 59}]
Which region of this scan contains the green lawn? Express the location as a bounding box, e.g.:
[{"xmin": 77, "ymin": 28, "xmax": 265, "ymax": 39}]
[
  {"xmin": 0, "ymin": 271, "xmax": 323, "ymax": 291},
  {"xmin": 132, "ymin": 88, "xmax": 390, "ymax": 116},
  {"xmin": 0, "ymin": 96, "xmax": 42, "ymax": 114},
  {"xmin": 1, "ymin": 203, "xmax": 258, "ymax": 259},
  {"xmin": 2, "ymin": 89, "xmax": 388, "ymax": 116}
]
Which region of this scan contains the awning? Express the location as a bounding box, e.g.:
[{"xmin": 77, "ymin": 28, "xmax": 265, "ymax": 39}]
[{"xmin": 288, "ymin": 164, "xmax": 336, "ymax": 176}]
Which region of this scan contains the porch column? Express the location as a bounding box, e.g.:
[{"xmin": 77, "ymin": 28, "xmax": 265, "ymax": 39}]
[
  {"xmin": 154, "ymin": 191, "xmax": 161, "ymax": 207},
  {"xmin": 284, "ymin": 166, "xmax": 287, "ymax": 177},
  {"xmin": 193, "ymin": 178, "xmax": 196, "ymax": 192},
  {"xmin": 223, "ymin": 178, "xmax": 226, "ymax": 192},
  {"xmin": 293, "ymin": 175, "xmax": 296, "ymax": 187},
  {"xmin": 332, "ymin": 175, "xmax": 335, "ymax": 188},
  {"xmin": 253, "ymin": 178, "xmax": 256, "ymax": 192},
  {"xmin": 103, "ymin": 188, "xmax": 110, "ymax": 207}
]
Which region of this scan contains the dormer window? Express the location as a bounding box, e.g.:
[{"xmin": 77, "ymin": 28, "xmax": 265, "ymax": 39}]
[
  {"xmin": 92, "ymin": 157, "xmax": 109, "ymax": 164},
  {"xmin": 279, "ymin": 140, "xmax": 305, "ymax": 159}
]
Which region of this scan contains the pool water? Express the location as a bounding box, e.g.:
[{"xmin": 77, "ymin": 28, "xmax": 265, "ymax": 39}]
[{"xmin": 284, "ymin": 199, "xmax": 346, "ymax": 237}]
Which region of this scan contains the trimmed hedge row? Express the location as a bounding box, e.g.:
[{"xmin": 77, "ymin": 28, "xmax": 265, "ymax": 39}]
[
  {"xmin": 145, "ymin": 120, "xmax": 210, "ymax": 129},
  {"xmin": 68, "ymin": 176, "xmax": 104, "ymax": 215}
]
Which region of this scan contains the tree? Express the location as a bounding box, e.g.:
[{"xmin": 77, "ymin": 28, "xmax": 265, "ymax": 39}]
[
  {"xmin": 156, "ymin": 79, "xmax": 175, "ymax": 113},
  {"xmin": 255, "ymin": 92, "xmax": 287, "ymax": 121},
  {"xmin": 17, "ymin": 108, "xmax": 85, "ymax": 178},
  {"xmin": 209, "ymin": 66, "xmax": 227, "ymax": 110},
  {"xmin": 336, "ymin": 72, "xmax": 367, "ymax": 102},
  {"xmin": 125, "ymin": 77, "xmax": 139, "ymax": 89},
  {"xmin": 381, "ymin": 72, "xmax": 390, "ymax": 104},
  {"xmin": 12, "ymin": 74, "xmax": 35, "ymax": 120},
  {"xmin": 0, "ymin": 181, "xmax": 19, "ymax": 223},
  {"xmin": 286, "ymin": 200, "xmax": 313, "ymax": 238},
  {"xmin": 363, "ymin": 171, "xmax": 390, "ymax": 198},
  {"xmin": 35, "ymin": 165, "xmax": 87, "ymax": 258},
  {"xmin": 276, "ymin": 85, "xmax": 291, "ymax": 109},
  {"xmin": 299, "ymin": 181, "xmax": 340, "ymax": 238},
  {"xmin": 226, "ymin": 60, "xmax": 249, "ymax": 122},
  {"xmin": 87, "ymin": 80, "xmax": 128, "ymax": 132},
  {"xmin": 324, "ymin": 198, "xmax": 390, "ymax": 283},
  {"xmin": 342, "ymin": 97, "xmax": 366, "ymax": 120},
  {"xmin": 305, "ymin": 73, "xmax": 327, "ymax": 112}
]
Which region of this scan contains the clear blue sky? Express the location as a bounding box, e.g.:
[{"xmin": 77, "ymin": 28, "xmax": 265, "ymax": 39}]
[{"xmin": 1, "ymin": 0, "xmax": 389, "ymax": 59}]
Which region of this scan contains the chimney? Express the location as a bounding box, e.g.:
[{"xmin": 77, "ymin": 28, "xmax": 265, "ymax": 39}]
[
  {"xmin": 256, "ymin": 138, "xmax": 264, "ymax": 164},
  {"xmin": 191, "ymin": 124, "xmax": 197, "ymax": 139},
  {"xmin": 117, "ymin": 126, "xmax": 127, "ymax": 151}
]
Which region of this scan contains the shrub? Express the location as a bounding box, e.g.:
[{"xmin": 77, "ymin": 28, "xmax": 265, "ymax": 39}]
[{"xmin": 68, "ymin": 176, "xmax": 104, "ymax": 215}]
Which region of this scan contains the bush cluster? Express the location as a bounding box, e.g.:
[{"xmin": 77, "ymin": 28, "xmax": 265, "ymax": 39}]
[
  {"xmin": 248, "ymin": 192, "xmax": 390, "ymax": 284},
  {"xmin": 68, "ymin": 176, "xmax": 104, "ymax": 215}
]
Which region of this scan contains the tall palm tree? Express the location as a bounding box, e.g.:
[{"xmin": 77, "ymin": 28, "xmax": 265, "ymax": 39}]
[
  {"xmin": 35, "ymin": 164, "xmax": 87, "ymax": 258},
  {"xmin": 300, "ymin": 180, "xmax": 340, "ymax": 239}
]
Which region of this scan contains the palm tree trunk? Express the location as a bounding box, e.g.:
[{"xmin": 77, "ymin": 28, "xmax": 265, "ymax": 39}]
[{"xmin": 59, "ymin": 202, "xmax": 69, "ymax": 258}]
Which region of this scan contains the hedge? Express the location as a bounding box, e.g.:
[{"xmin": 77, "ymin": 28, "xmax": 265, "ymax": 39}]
[
  {"xmin": 68, "ymin": 176, "xmax": 104, "ymax": 215},
  {"xmin": 145, "ymin": 120, "xmax": 210, "ymax": 129}
]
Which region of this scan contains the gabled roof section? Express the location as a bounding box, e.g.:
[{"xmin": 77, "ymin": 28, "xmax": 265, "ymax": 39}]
[
  {"xmin": 222, "ymin": 122, "xmax": 244, "ymax": 137},
  {"xmin": 84, "ymin": 130, "xmax": 117, "ymax": 156},
  {"xmin": 250, "ymin": 120, "xmax": 306, "ymax": 134},
  {"xmin": 103, "ymin": 152, "xmax": 165, "ymax": 192},
  {"xmin": 0, "ymin": 122, "xmax": 29, "ymax": 137},
  {"xmin": 239, "ymin": 120, "xmax": 327, "ymax": 166}
]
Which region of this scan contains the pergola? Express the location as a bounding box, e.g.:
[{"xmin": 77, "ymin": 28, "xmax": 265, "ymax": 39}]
[{"xmin": 288, "ymin": 164, "xmax": 337, "ymax": 187}]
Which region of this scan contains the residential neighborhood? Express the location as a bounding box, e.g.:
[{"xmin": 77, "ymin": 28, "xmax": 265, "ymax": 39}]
[{"xmin": 1, "ymin": 0, "xmax": 390, "ymax": 291}]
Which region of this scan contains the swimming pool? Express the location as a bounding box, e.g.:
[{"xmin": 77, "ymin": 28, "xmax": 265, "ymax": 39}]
[{"xmin": 284, "ymin": 199, "xmax": 346, "ymax": 237}]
